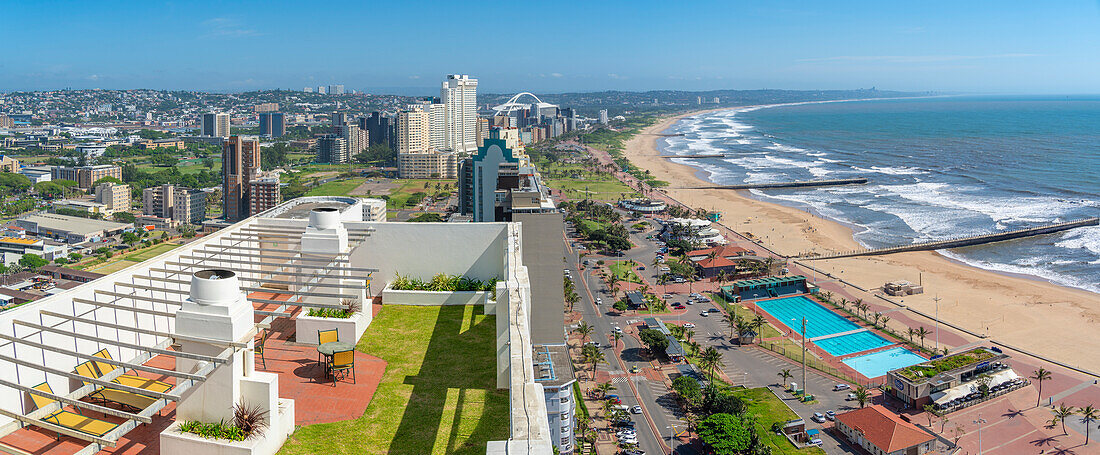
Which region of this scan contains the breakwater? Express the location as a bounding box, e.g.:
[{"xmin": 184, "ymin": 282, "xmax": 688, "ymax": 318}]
[{"xmin": 798, "ymin": 218, "xmax": 1100, "ymax": 260}]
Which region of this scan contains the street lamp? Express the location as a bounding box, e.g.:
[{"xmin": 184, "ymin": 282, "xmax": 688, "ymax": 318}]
[
  {"xmin": 973, "ymin": 415, "xmax": 987, "ymax": 454},
  {"xmin": 932, "ymin": 295, "xmax": 942, "ymax": 352},
  {"xmin": 792, "ymin": 316, "xmax": 808, "ymax": 397},
  {"xmin": 667, "ymin": 424, "xmax": 676, "ymax": 454}
]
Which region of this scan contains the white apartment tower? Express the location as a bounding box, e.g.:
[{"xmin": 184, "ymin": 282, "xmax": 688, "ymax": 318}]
[
  {"xmin": 441, "ymin": 74, "xmax": 478, "ymax": 153},
  {"xmin": 396, "ymin": 109, "xmax": 430, "ymax": 154}
]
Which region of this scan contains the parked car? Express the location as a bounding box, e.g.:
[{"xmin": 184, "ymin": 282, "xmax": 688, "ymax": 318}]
[
  {"xmin": 630, "ymin": 365, "xmax": 640, "ymax": 373},
  {"xmin": 708, "ymin": 308, "xmax": 720, "ymax": 313},
  {"xmin": 638, "ymin": 265, "xmax": 645, "ymax": 270},
  {"xmin": 683, "ymin": 322, "xmax": 696, "ymax": 328},
  {"xmin": 662, "ymin": 294, "xmax": 673, "ymax": 299},
  {"xmin": 846, "ymin": 393, "xmax": 856, "ymax": 401},
  {"xmin": 700, "ymin": 311, "xmax": 709, "ymax": 317},
  {"xmin": 812, "ymin": 412, "xmax": 826, "ymax": 423},
  {"xmin": 834, "ymin": 384, "xmax": 850, "ymax": 391},
  {"xmin": 672, "ymin": 304, "xmax": 685, "ymax": 310},
  {"xmin": 630, "ymin": 405, "xmax": 642, "ymax": 414},
  {"xmin": 596, "ymin": 297, "xmax": 603, "ymax": 305},
  {"xmin": 825, "ymin": 410, "xmax": 836, "ymax": 421},
  {"xmin": 614, "ymin": 326, "xmax": 623, "ymax": 334}
]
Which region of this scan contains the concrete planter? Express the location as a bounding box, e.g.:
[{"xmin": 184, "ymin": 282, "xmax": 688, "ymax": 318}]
[
  {"xmin": 381, "ymin": 284, "xmax": 491, "ymax": 306},
  {"xmin": 160, "ymin": 397, "xmax": 293, "ymax": 455},
  {"xmin": 295, "ymin": 310, "xmax": 370, "ymax": 345}
]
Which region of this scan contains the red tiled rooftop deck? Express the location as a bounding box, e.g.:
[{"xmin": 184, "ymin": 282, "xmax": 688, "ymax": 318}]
[{"xmin": 0, "ymin": 295, "xmax": 386, "ymax": 454}]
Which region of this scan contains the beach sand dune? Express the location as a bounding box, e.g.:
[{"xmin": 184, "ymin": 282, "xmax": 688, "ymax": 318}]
[{"xmin": 624, "ymin": 111, "xmax": 1100, "ymax": 372}]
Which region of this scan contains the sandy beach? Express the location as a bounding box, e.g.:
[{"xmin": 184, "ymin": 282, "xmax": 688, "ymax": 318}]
[{"xmin": 624, "ymin": 109, "xmax": 1100, "ymax": 373}]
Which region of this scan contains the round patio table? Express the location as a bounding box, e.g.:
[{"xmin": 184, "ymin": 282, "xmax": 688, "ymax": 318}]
[{"xmin": 317, "ymin": 341, "xmax": 355, "ymax": 356}]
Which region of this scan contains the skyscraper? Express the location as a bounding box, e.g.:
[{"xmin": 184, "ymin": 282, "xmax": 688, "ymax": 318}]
[
  {"xmin": 598, "ymin": 109, "xmax": 609, "ymax": 125},
  {"xmin": 259, "ymin": 112, "xmax": 285, "ymax": 137},
  {"xmin": 361, "ymin": 112, "xmax": 395, "ymax": 149},
  {"xmin": 328, "ymin": 84, "xmax": 345, "ymax": 95},
  {"xmin": 202, "ymin": 113, "xmax": 230, "ymax": 138},
  {"xmin": 332, "ymin": 112, "xmax": 367, "ymax": 159},
  {"xmin": 222, "ymin": 136, "xmax": 261, "ymax": 221},
  {"xmin": 441, "ymin": 74, "xmax": 478, "ymax": 153},
  {"xmin": 397, "ymin": 109, "xmax": 430, "ymax": 154},
  {"xmin": 317, "ymin": 86, "xmax": 327, "ymax": 95},
  {"xmin": 316, "ymin": 135, "xmax": 348, "ymax": 164}
]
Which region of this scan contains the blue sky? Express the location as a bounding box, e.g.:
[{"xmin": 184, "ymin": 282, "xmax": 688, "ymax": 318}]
[{"xmin": 2, "ymin": 0, "xmax": 1098, "ymax": 94}]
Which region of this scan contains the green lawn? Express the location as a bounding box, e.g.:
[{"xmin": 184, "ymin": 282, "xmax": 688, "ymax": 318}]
[
  {"xmin": 306, "ymin": 178, "xmax": 368, "ymax": 196},
  {"xmin": 385, "ymin": 179, "xmax": 454, "ymax": 209},
  {"xmin": 123, "ymin": 243, "xmax": 180, "ymax": 261},
  {"xmin": 731, "ymin": 388, "xmax": 825, "ymax": 455},
  {"xmin": 608, "ymin": 260, "xmax": 643, "ymax": 284},
  {"xmin": 279, "ymin": 305, "xmax": 508, "ymax": 455},
  {"xmin": 85, "ymin": 258, "xmax": 141, "ymax": 274}
]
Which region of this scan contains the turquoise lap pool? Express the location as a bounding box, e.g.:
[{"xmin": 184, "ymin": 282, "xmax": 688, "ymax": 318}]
[
  {"xmin": 842, "ymin": 347, "xmax": 927, "ymax": 378},
  {"xmin": 756, "ymin": 296, "xmax": 892, "ymax": 356}
]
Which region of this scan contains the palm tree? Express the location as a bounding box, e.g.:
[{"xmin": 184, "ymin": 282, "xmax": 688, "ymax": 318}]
[
  {"xmin": 735, "ymin": 316, "xmax": 753, "ymax": 346},
  {"xmin": 722, "ymin": 313, "xmax": 738, "ymax": 339},
  {"xmin": 1053, "ymin": 404, "xmax": 1075, "ymax": 435},
  {"xmin": 872, "ymin": 312, "xmax": 882, "ymax": 328},
  {"xmin": 716, "ymin": 269, "xmax": 729, "ymax": 287},
  {"xmin": 686, "ymin": 340, "xmax": 702, "ymax": 357},
  {"xmin": 596, "ymin": 381, "xmax": 615, "ymax": 399},
  {"xmin": 585, "ymin": 348, "xmax": 606, "ymax": 383},
  {"xmin": 854, "ymin": 385, "xmax": 870, "ymax": 408},
  {"xmin": 751, "ymin": 314, "xmax": 767, "ymax": 338},
  {"xmin": 699, "ymin": 347, "xmax": 724, "ymax": 382},
  {"xmin": 820, "ymin": 290, "xmax": 833, "ymax": 303},
  {"xmin": 880, "ymin": 315, "xmax": 891, "ymax": 330},
  {"xmin": 1032, "ymin": 368, "xmax": 1052, "ymax": 407},
  {"xmin": 1081, "ymin": 404, "xmax": 1099, "ymax": 445},
  {"xmin": 777, "ymin": 369, "xmax": 793, "ymax": 387},
  {"xmin": 838, "ymin": 298, "xmax": 849, "ymax": 311},
  {"xmin": 853, "ymin": 298, "xmax": 864, "ymax": 315},
  {"xmin": 608, "ymin": 275, "xmax": 620, "ymax": 299},
  {"xmin": 612, "ymin": 330, "xmax": 622, "ymax": 349},
  {"xmin": 907, "ymin": 327, "xmax": 916, "ymax": 343},
  {"xmin": 916, "ymin": 326, "xmax": 931, "ymax": 350},
  {"xmin": 574, "ymin": 321, "xmax": 594, "ymax": 344}
]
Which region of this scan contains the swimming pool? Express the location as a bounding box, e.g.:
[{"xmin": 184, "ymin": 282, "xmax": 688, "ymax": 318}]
[
  {"xmin": 815, "ymin": 331, "xmax": 895, "ymax": 357},
  {"xmin": 842, "ymin": 347, "xmax": 927, "ymax": 378},
  {"xmin": 756, "ymin": 295, "xmax": 894, "ymax": 357}
]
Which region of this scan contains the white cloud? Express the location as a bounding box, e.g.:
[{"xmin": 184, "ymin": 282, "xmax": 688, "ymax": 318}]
[
  {"xmin": 798, "ymin": 53, "xmax": 1042, "ymax": 64},
  {"xmin": 551, "ymin": 72, "xmax": 563, "ymax": 78},
  {"xmin": 201, "ymin": 17, "xmax": 260, "ymax": 38}
]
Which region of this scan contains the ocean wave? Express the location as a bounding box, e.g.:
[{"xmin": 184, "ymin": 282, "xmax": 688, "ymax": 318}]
[
  {"xmin": 879, "ymin": 182, "xmax": 1085, "ymax": 224},
  {"xmin": 1055, "ymin": 226, "xmax": 1100, "ymax": 256},
  {"xmin": 938, "ymin": 250, "xmax": 1100, "ymax": 294},
  {"xmin": 851, "ymin": 165, "xmax": 928, "ymax": 175}
]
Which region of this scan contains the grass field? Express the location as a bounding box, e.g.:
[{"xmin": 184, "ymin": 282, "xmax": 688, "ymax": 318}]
[
  {"xmin": 279, "ymin": 305, "xmax": 508, "ymax": 455},
  {"xmin": 123, "ymin": 243, "xmax": 179, "ymax": 261},
  {"xmin": 306, "ymin": 178, "xmax": 369, "ymax": 197},
  {"xmin": 608, "ymin": 260, "xmax": 643, "ymax": 284},
  {"xmin": 385, "ymin": 179, "xmax": 453, "ymax": 209},
  {"xmin": 85, "ymin": 258, "xmax": 140, "ymax": 274},
  {"xmin": 731, "ymin": 388, "xmax": 825, "ymax": 455},
  {"xmin": 545, "ymin": 177, "xmax": 641, "ymax": 201}
]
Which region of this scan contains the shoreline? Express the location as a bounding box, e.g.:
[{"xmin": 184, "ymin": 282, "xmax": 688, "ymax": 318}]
[{"xmin": 622, "ymin": 105, "xmax": 1100, "ymax": 372}]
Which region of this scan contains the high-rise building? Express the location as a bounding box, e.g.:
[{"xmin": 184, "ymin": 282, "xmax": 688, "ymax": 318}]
[
  {"xmin": 259, "ymin": 112, "xmax": 285, "ymax": 137},
  {"xmin": 476, "ymin": 118, "xmax": 490, "ymax": 148},
  {"xmin": 222, "ymin": 136, "xmax": 261, "ymax": 221},
  {"xmin": 332, "ymin": 113, "xmax": 367, "ymax": 158},
  {"xmin": 396, "ymin": 109, "xmax": 430, "ymax": 154},
  {"xmin": 202, "ymin": 113, "xmax": 230, "ymax": 138},
  {"xmin": 254, "ymin": 103, "xmax": 279, "ymax": 113},
  {"xmin": 328, "ymin": 85, "xmax": 345, "ymax": 95},
  {"xmin": 361, "ymin": 112, "xmax": 395, "ymax": 149},
  {"xmin": 93, "ymin": 182, "xmax": 131, "ymax": 215},
  {"xmin": 316, "ymin": 135, "xmax": 348, "ymax": 164},
  {"xmin": 428, "ymin": 103, "xmax": 445, "ymax": 150},
  {"xmin": 142, "ymin": 184, "xmax": 207, "ymax": 224},
  {"xmin": 317, "ymin": 86, "xmax": 327, "ymax": 95},
  {"xmin": 248, "ymin": 175, "xmax": 281, "ymax": 216},
  {"xmin": 304, "ymin": 87, "xmax": 313, "ymax": 93},
  {"xmin": 397, "ymin": 150, "xmax": 459, "ymax": 179},
  {"xmin": 0, "ymin": 155, "xmax": 19, "ymax": 172},
  {"xmin": 598, "ymin": 109, "xmax": 609, "ymax": 125},
  {"xmin": 441, "ymin": 74, "xmax": 478, "ymax": 153},
  {"xmin": 0, "ymin": 115, "xmax": 13, "ymax": 129}
]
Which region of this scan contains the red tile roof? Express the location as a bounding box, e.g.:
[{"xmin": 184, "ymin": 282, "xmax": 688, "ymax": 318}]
[
  {"xmin": 836, "ymin": 405, "xmax": 934, "ymax": 452},
  {"xmin": 687, "ymin": 245, "xmax": 749, "ymax": 258},
  {"xmin": 695, "ymin": 257, "xmax": 737, "ymax": 269}
]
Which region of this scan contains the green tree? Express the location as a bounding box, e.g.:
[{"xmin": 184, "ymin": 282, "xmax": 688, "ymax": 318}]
[
  {"xmin": 19, "ymin": 254, "xmax": 48, "ymax": 269},
  {"xmin": 1079, "ymin": 404, "xmax": 1098, "ymax": 445},
  {"xmin": 113, "ymin": 211, "xmax": 136, "ymax": 223},
  {"xmin": 122, "ymin": 232, "xmax": 140, "ymax": 245},
  {"xmin": 573, "ymin": 321, "xmax": 594, "ymax": 344},
  {"xmin": 408, "ymin": 212, "xmax": 444, "ymax": 222},
  {"xmin": 1053, "ymin": 404, "xmax": 1075, "ymax": 435},
  {"xmin": 777, "ymin": 369, "xmax": 793, "ymax": 387},
  {"xmin": 638, "ymin": 328, "xmax": 669, "ymax": 355},
  {"xmin": 854, "ymin": 385, "xmax": 871, "ymax": 408},
  {"xmin": 699, "ymin": 347, "xmax": 724, "ymax": 382},
  {"xmin": 697, "ymin": 413, "xmax": 753, "ymax": 454},
  {"xmin": 672, "ymin": 375, "xmax": 702, "ymax": 406}
]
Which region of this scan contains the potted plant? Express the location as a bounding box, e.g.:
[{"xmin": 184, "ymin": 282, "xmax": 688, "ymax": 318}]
[{"xmin": 295, "ymin": 298, "xmax": 371, "ymax": 345}]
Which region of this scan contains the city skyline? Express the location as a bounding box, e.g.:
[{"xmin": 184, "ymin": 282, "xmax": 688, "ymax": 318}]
[{"xmin": 1, "ymin": 1, "xmax": 1098, "ymax": 94}]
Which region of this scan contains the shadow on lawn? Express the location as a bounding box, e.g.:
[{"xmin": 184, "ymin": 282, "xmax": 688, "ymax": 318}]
[{"xmin": 388, "ymin": 305, "xmax": 508, "ymax": 455}]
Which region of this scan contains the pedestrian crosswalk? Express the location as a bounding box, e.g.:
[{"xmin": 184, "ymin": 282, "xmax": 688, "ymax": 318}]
[{"xmin": 612, "ymin": 376, "xmax": 631, "ymax": 384}]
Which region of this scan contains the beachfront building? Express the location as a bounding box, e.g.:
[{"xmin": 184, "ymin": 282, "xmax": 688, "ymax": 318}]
[
  {"xmin": 618, "ymin": 199, "xmax": 667, "ymax": 214},
  {"xmin": 660, "ymin": 217, "xmax": 727, "ymax": 246},
  {"xmin": 835, "ymin": 405, "xmax": 936, "ymax": 455},
  {"xmin": 458, "ymin": 139, "xmax": 555, "ymax": 222},
  {"xmin": 533, "ymin": 345, "xmax": 576, "ymax": 453},
  {"xmin": 686, "ymin": 245, "xmax": 752, "ymax": 278},
  {"xmin": 0, "ymin": 195, "xmax": 561, "ymax": 454},
  {"xmin": 886, "ymin": 347, "xmax": 1017, "ymax": 410},
  {"xmin": 397, "ymin": 149, "xmax": 459, "ymax": 179},
  {"xmin": 720, "ymin": 276, "xmax": 808, "ymax": 301}
]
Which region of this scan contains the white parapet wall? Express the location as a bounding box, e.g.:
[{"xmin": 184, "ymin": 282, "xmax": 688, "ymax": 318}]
[{"xmin": 380, "ymin": 285, "xmax": 490, "ymax": 306}]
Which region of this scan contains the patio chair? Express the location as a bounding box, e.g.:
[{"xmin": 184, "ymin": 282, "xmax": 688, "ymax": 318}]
[
  {"xmin": 329, "ymin": 349, "xmax": 355, "ymax": 386},
  {"xmin": 317, "ymin": 329, "xmax": 339, "ymax": 367},
  {"xmin": 73, "ymin": 361, "xmax": 158, "ymax": 412},
  {"xmin": 90, "ymin": 349, "xmax": 173, "ymax": 394},
  {"xmin": 255, "ymin": 328, "xmax": 270, "ymax": 370},
  {"xmin": 29, "ymin": 382, "xmax": 119, "ymax": 439}
]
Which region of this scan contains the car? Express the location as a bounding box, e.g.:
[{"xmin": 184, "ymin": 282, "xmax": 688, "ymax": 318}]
[
  {"xmin": 825, "ymin": 410, "xmax": 836, "ymax": 421},
  {"xmin": 630, "ymin": 405, "xmax": 642, "ymax": 414},
  {"xmin": 614, "ymin": 326, "xmax": 623, "ymax": 334},
  {"xmin": 622, "ymin": 450, "xmax": 646, "ymax": 455},
  {"xmin": 690, "ymin": 293, "xmax": 701, "ymax": 298},
  {"xmin": 596, "ymin": 297, "xmax": 603, "ymax": 305},
  {"xmin": 708, "ymin": 308, "xmax": 720, "ymax": 313},
  {"xmin": 662, "ymin": 294, "xmax": 672, "ymax": 299},
  {"xmin": 812, "ymin": 412, "xmax": 826, "ymax": 423},
  {"xmin": 617, "ymin": 431, "xmax": 637, "ymax": 439},
  {"xmin": 672, "ymin": 304, "xmax": 685, "ymax": 309},
  {"xmin": 700, "ymin": 311, "xmax": 709, "ymax": 317},
  {"xmin": 685, "ymin": 300, "xmax": 694, "ymax": 305},
  {"xmin": 683, "ymin": 322, "xmax": 696, "ymax": 328},
  {"xmin": 846, "ymin": 393, "xmax": 856, "ymax": 401},
  {"xmin": 619, "ymin": 437, "xmax": 639, "ymax": 445},
  {"xmin": 585, "ymin": 341, "xmax": 600, "ymax": 347},
  {"xmin": 834, "ymin": 384, "xmax": 850, "ymax": 391},
  {"xmin": 630, "ymin": 365, "xmax": 640, "ymax": 373}
]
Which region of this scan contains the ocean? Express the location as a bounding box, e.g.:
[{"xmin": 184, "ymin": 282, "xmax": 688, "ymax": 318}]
[{"xmin": 659, "ymin": 95, "xmax": 1100, "ymax": 293}]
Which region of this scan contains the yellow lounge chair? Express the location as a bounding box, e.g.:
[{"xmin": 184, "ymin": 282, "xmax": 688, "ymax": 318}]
[
  {"xmin": 90, "ymin": 349, "xmax": 173, "ymax": 394},
  {"xmin": 29, "ymin": 382, "xmax": 118, "ymax": 439},
  {"xmin": 73, "ymin": 361, "xmax": 159, "ymax": 412}
]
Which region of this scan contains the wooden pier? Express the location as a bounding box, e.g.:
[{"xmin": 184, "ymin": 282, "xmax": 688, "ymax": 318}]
[
  {"xmin": 798, "ymin": 217, "xmax": 1100, "ymax": 260},
  {"xmin": 687, "ymin": 178, "xmax": 869, "ymax": 190}
]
